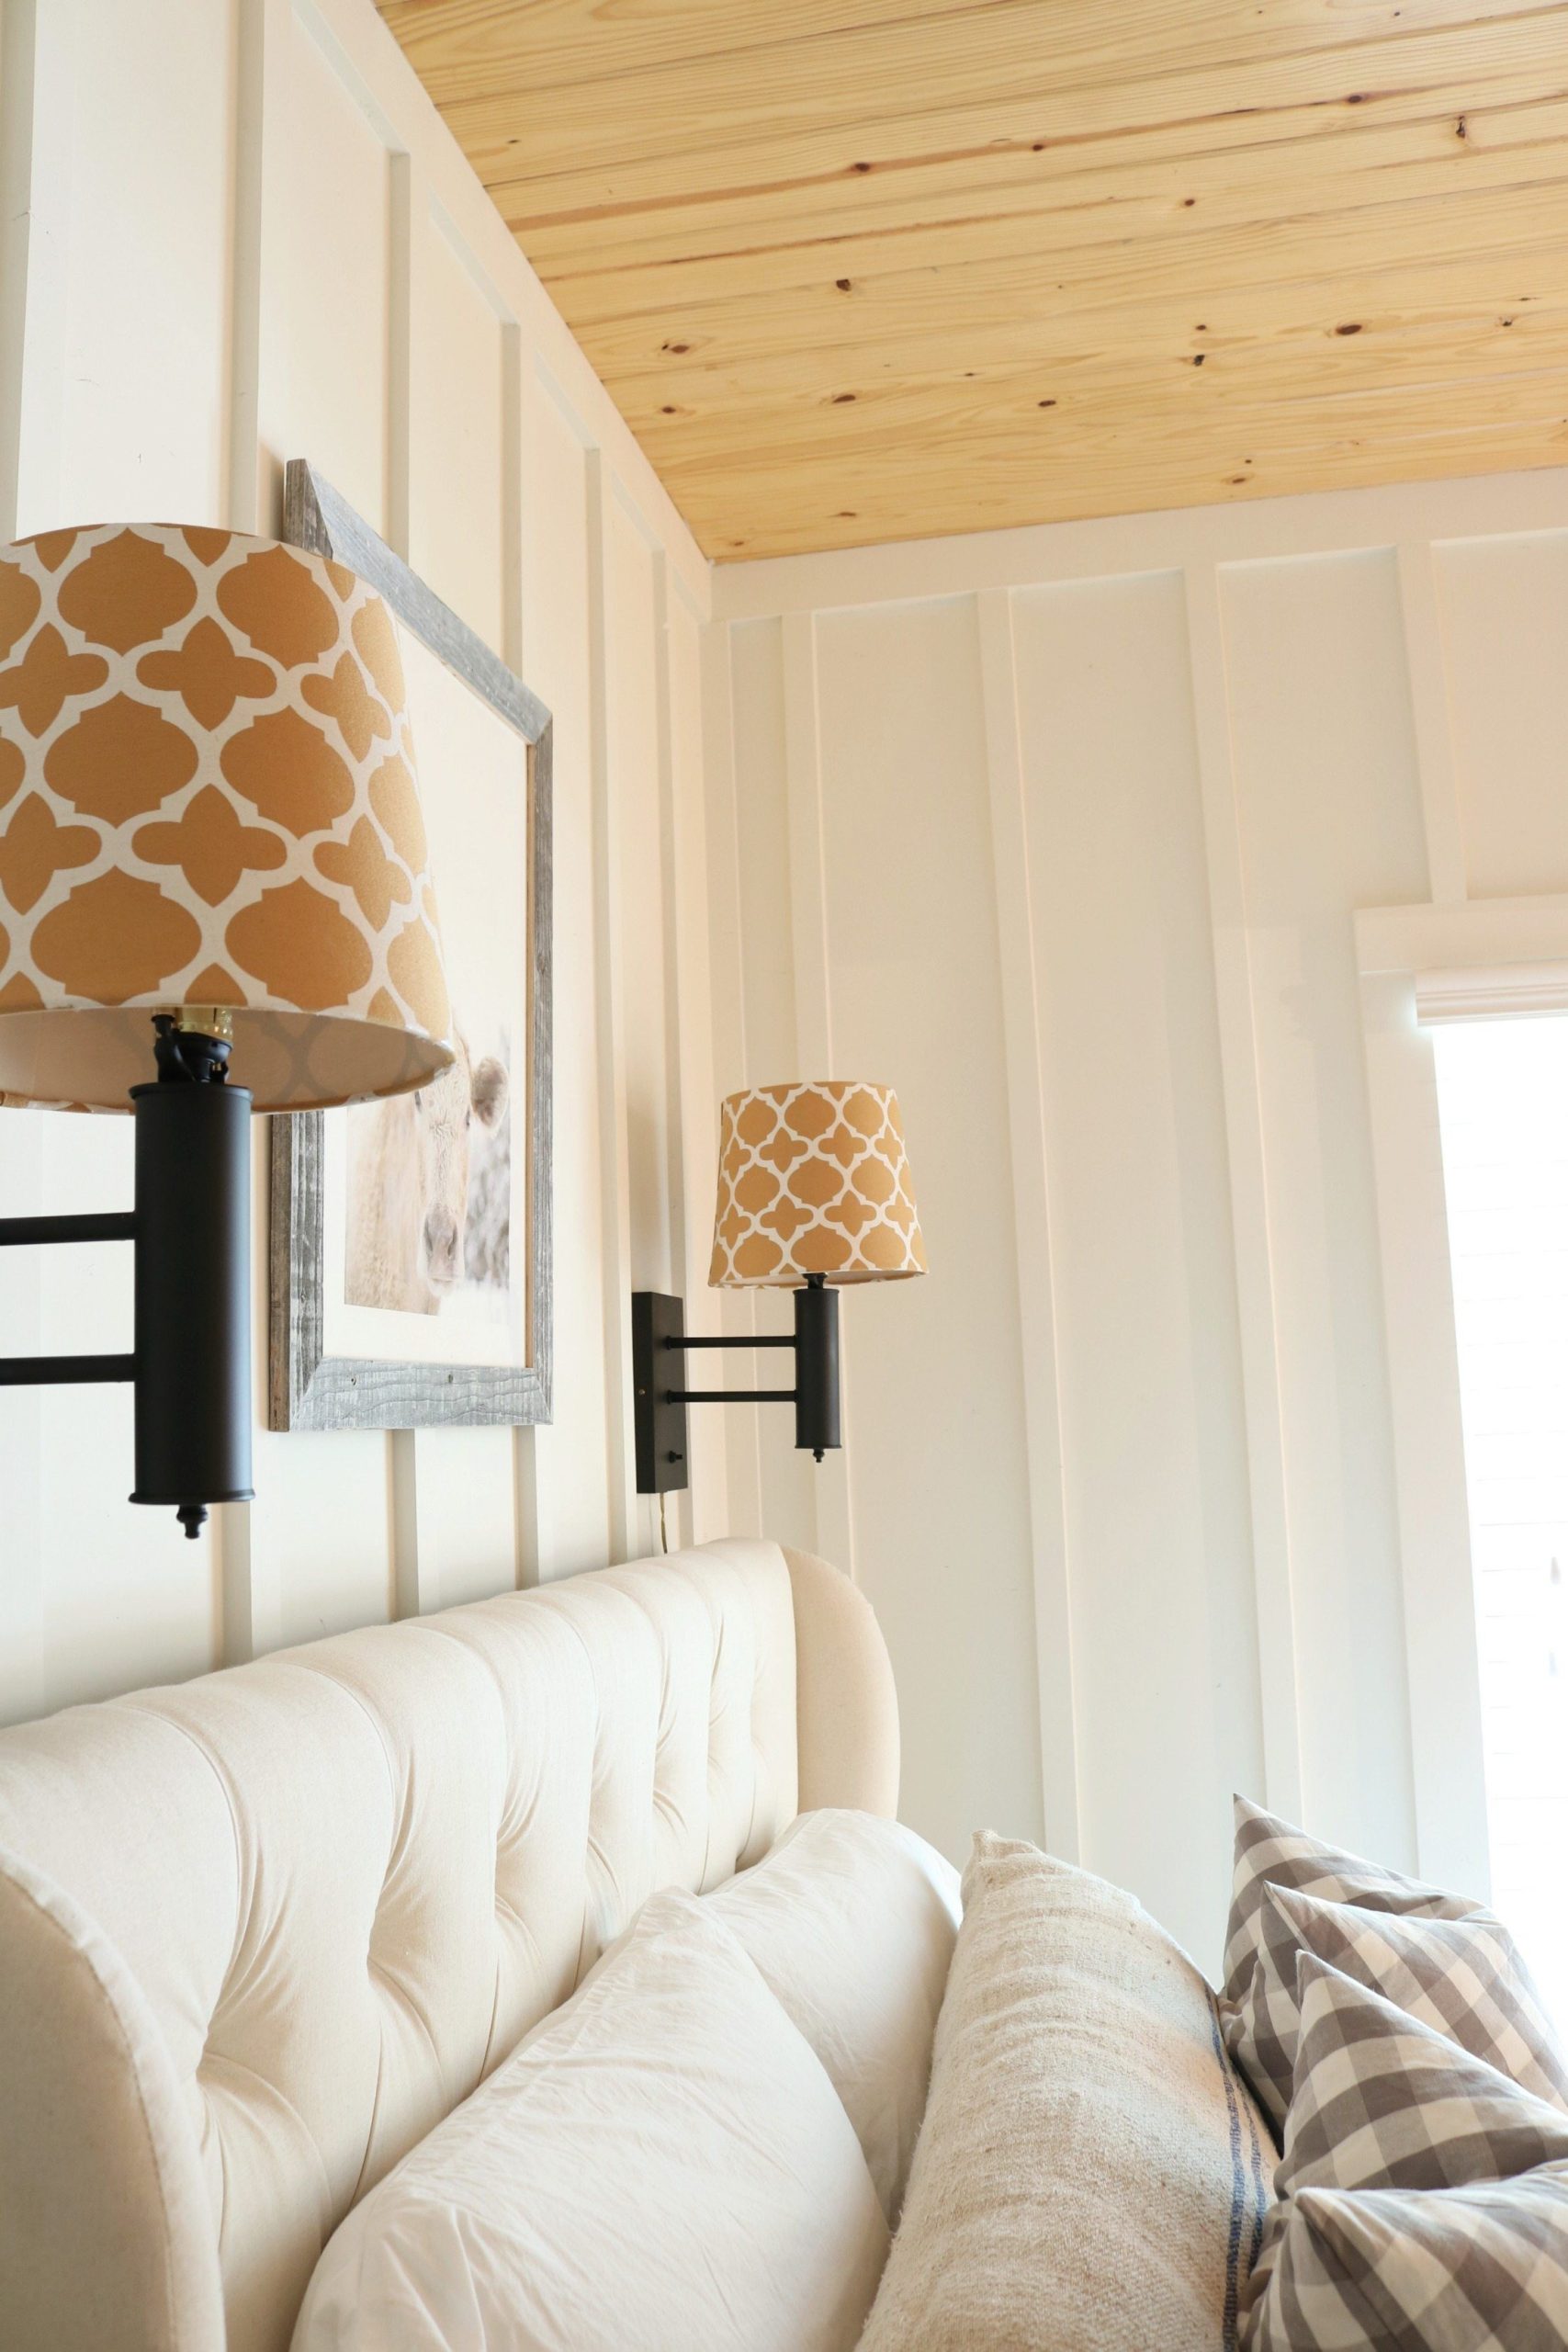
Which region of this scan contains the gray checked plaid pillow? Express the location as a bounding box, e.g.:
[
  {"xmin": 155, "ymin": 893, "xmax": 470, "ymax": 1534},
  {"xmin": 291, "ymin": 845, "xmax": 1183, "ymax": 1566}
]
[
  {"xmin": 1244, "ymin": 1957, "xmax": 1568, "ymax": 2348},
  {"xmin": 1223, "ymin": 1795, "xmax": 1481, "ymax": 2006},
  {"xmin": 1255, "ymin": 2172, "xmax": 1568, "ymax": 2350},
  {"xmin": 1226, "ymin": 1882, "xmax": 1568, "ymax": 2134}
]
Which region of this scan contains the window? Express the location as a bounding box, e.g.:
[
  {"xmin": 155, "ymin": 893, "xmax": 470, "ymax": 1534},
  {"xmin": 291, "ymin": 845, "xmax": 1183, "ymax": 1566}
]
[{"xmin": 1432, "ymin": 1014, "xmax": 1568, "ymax": 2020}]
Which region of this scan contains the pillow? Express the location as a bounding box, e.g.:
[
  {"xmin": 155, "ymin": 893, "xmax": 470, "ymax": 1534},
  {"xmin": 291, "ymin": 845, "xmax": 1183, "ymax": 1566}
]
[
  {"xmin": 858, "ymin": 1832, "xmax": 1273, "ymax": 2352},
  {"xmin": 1245, "ymin": 1956, "xmax": 1568, "ymax": 2347},
  {"xmin": 1224, "ymin": 1794, "xmax": 1482, "ymax": 2005},
  {"xmin": 1249, "ymin": 2170, "xmax": 1568, "ymax": 2349},
  {"xmin": 707, "ymin": 1805, "xmax": 960, "ymax": 2220},
  {"xmin": 1228, "ymin": 1881, "xmax": 1568, "ymax": 2133},
  {"xmin": 293, "ymin": 1889, "xmax": 888, "ymax": 2352}
]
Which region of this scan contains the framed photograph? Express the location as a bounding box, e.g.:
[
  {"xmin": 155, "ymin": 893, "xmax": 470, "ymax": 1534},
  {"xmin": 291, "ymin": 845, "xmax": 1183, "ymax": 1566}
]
[{"xmin": 268, "ymin": 460, "xmax": 552, "ymax": 1430}]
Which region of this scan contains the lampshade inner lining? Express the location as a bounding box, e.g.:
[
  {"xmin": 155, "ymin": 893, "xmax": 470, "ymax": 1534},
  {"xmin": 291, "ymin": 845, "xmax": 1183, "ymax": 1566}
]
[{"xmin": 0, "ymin": 1005, "xmax": 453, "ymax": 1113}]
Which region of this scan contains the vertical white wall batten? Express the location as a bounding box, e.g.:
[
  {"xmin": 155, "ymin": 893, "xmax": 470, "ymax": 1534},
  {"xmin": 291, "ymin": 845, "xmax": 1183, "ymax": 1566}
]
[
  {"xmin": 0, "ymin": 0, "xmax": 70, "ymax": 537},
  {"xmin": 666, "ymin": 571, "xmax": 728, "ymax": 1544},
  {"xmin": 0, "ymin": 0, "xmax": 43, "ymax": 541},
  {"xmin": 1183, "ymin": 561, "xmax": 1303, "ymax": 1824},
  {"xmin": 723, "ymin": 616, "xmax": 811, "ymax": 1555},
  {"xmin": 496, "ymin": 341, "xmax": 545, "ymax": 1571},
  {"xmin": 976, "ymin": 587, "xmax": 1080, "ymax": 1864},
  {"xmin": 781, "ymin": 609, "xmax": 854, "ymax": 1573},
  {"xmin": 781, "ymin": 615, "xmax": 835, "ymax": 1074},
  {"xmin": 524, "ymin": 361, "xmax": 610, "ymax": 1583},
  {"xmin": 699, "ymin": 620, "xmax": 765, "ymax": 1538},
  {"xmin": 498, "ymin": 315, "xmax": 538, "ymax": 1586},
  {"xmin": 389, "ymin": 1428, "xmax": 422, "ymax": 1621},
  {"xmin": 647, "ymin": 541, "xmax": 694, "ymax": 1549},
  {"xmin": 585, "ymin": 448, "xmax": 637, "ymax": 1562},
  {"xmin": 226, "ymin": 0, "xmax": 287, "ymax": 537},
  {"xmin": 1395, "ymin": 539, "xmax": 1470, "ymax": 910},
  {"xmin": 0, "ymin": 0, "xmax": 53, "ymax": 1722},
  {"xmin": 386, "ymin": 145, "xmax": 417, "ymax": 559},
  {"xmin": 220, "ymin": 0, "xmax": 288, "ymax": 1667},
  {"xmin": 0, "ymin": 1105, "xmax": 44, "ymax": 1724}
]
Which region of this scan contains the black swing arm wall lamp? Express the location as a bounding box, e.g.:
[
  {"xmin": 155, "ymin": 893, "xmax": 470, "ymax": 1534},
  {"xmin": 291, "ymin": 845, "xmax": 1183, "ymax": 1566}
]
[
  {"xmin": 633, "ymin": 1276, "xmax": 841, "ymax": 1495},
  {"xmin": 0, "ymin": 520, "xmax": 453, "ymax": 1535},
  {"xmin": 633, "ymin": 1080, "xmax": 925, "ymax": 1497}
]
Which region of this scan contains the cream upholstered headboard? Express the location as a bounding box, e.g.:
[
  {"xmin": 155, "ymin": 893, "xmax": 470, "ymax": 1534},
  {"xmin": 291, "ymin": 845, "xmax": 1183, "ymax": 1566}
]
[{"xmin": 0, "ymin": 1538, "xmax": 897, "ymax": 2352}]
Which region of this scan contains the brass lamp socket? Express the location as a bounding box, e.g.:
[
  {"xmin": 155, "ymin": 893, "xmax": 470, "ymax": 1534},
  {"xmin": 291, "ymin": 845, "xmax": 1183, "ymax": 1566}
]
[{"xmin": 168, "ymin": 1007, "xmax": 235, "ymax": 1044}]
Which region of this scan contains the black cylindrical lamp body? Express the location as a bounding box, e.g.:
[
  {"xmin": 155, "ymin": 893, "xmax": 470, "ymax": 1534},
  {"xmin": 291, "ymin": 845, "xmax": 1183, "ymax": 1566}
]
[
  {"xmin": 793, "ymin": 1276, "xmax": 841, "ymax": 1459},
  {"xmin": 130, "ymin": 1077, "xmax": 254, "ymax": 1521}
]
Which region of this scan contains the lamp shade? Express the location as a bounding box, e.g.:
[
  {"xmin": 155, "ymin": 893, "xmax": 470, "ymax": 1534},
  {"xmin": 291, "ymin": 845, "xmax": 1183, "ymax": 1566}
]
[
  {"xmin": 708, "ymin": 1080, "xmax": 926, "ymax": 1287},
  {"xmin": 0, "ymin": 523, "xmax": 452, "ymax": 1111}
]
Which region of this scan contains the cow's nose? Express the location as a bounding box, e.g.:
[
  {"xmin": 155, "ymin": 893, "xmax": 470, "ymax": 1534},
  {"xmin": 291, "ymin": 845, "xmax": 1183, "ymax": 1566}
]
[{"xmin": 423, "ymin": 1206, "xmax": 459, "ymax": 1281}]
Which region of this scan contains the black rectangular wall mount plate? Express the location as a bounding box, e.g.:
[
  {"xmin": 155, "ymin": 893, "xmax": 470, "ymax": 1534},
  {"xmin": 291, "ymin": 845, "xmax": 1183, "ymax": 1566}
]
[{"xmin": 632, "ymin": 1290, "xmax": 690, "ymax": 1496}]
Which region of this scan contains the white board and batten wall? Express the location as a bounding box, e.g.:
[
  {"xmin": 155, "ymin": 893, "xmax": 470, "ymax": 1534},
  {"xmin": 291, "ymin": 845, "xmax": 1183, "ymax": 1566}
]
[
  {"xmin": 4, "ymin": 0, "xmax": 1568, "ymax": 1979},
  {"xmin": 709, "ymin": 466, "xmax": 1568, "ymax": 1971},
  {"xmin": 0, "ymin": 0, "xmax": 724, "ymax": 1724}
]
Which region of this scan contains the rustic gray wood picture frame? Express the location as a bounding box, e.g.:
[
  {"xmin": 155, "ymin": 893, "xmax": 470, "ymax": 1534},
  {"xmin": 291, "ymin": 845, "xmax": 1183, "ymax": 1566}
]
[{"xmin": 268, "ymin": 459, "xmax": 552, "ymax": 1431}]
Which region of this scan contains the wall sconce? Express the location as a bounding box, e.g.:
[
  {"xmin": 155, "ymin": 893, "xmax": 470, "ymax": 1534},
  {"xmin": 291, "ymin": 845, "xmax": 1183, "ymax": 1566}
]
[
  {"xmin": 0, "ymin": 523, "xmax": 451, "ymax": 1535},
  {"xmin": 634, "ymin": 1080, "xmax": 925, "ymax": 1495}
]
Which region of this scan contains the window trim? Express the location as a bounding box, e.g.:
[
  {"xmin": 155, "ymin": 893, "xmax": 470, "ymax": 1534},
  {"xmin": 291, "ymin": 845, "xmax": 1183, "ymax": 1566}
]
[{"xmin": 1355, "ymin": 891, "xmax": 1568, "ymax": 1899}]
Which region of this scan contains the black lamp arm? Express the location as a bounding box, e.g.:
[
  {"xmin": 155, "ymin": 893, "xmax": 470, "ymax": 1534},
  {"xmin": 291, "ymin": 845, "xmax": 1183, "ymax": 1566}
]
[
  {"xmin": 670, "ymin": 1387, "xmax": 796, "ymax": 1406},
  {"xmin": 668, "ymin": 1330, "xmax": 796, "ymax": 1351},
  {"xmin": 0, "ymin": 1216, "xmax": 139, "ymax": 1387},
  {"xmin": 666, "ymin": 1325, "xmax": 796, "ymax": 1397},
  {"xmin": 0, "ymin": 1212, "xmax": 137, "ymax": 1249},
  {"xmin": 0, "ymin": 1351, "xmax": 137, "ymax": 1386}
]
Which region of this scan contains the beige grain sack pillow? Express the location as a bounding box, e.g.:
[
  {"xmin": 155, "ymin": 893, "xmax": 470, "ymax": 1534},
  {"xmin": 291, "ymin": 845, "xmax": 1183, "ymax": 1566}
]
[{"xmin": 859, "ymin": 1832, "xmax": 1273, "ymax": 2352}]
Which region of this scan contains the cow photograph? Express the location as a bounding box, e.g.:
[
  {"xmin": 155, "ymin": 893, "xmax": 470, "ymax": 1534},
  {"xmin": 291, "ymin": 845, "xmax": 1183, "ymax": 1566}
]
[
  {"xmin": 312, "ymin": 611, "xmax": 536, "ymax": 1385},
  {"xmin": 303, "ymin": 615, "xmax": 537, "ymax": 1390},
  {"xmin": 344, "ymin": 1023, "xmax": 512, "ymax": 1317}
]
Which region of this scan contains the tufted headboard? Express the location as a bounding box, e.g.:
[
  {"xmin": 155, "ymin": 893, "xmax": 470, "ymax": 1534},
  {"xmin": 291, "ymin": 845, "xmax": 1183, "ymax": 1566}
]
[{"xmin": 0, "ymin": 1538, "xmax": 897, "ymax": 2352}]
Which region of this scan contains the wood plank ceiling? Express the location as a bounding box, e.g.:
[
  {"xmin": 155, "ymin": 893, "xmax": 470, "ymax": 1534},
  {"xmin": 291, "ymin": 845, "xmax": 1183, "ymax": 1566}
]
[{"xmin": 376, "ymin": 0, "xmax": 1568, "ymax": 561}]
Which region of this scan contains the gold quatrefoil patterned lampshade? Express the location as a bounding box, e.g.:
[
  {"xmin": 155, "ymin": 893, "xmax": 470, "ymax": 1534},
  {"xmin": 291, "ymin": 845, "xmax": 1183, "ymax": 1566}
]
[
  {"xmin": 0, "ymin": 522, "xmax": 453, "ymax": 1112},
  {"xmin": 709, "ymin": 1080, "xmax": 927, "ymax": 1287}
]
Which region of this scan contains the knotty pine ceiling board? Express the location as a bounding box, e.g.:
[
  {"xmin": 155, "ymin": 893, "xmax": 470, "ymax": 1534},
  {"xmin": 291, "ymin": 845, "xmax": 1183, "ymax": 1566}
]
[{"xmin": 376, "ymin": 0, "xmax": 1568, "ymax": 560}]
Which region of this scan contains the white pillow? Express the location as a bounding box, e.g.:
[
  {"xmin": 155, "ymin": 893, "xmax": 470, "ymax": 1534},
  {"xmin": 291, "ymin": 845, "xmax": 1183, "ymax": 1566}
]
[
  {"xmin": 708, "ymin": 1806, "xmax": 959, "ymax": 2220},
  {"xmin": 292, "ymin": 1889, "xmax": 888, "ymax": 2352}
]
